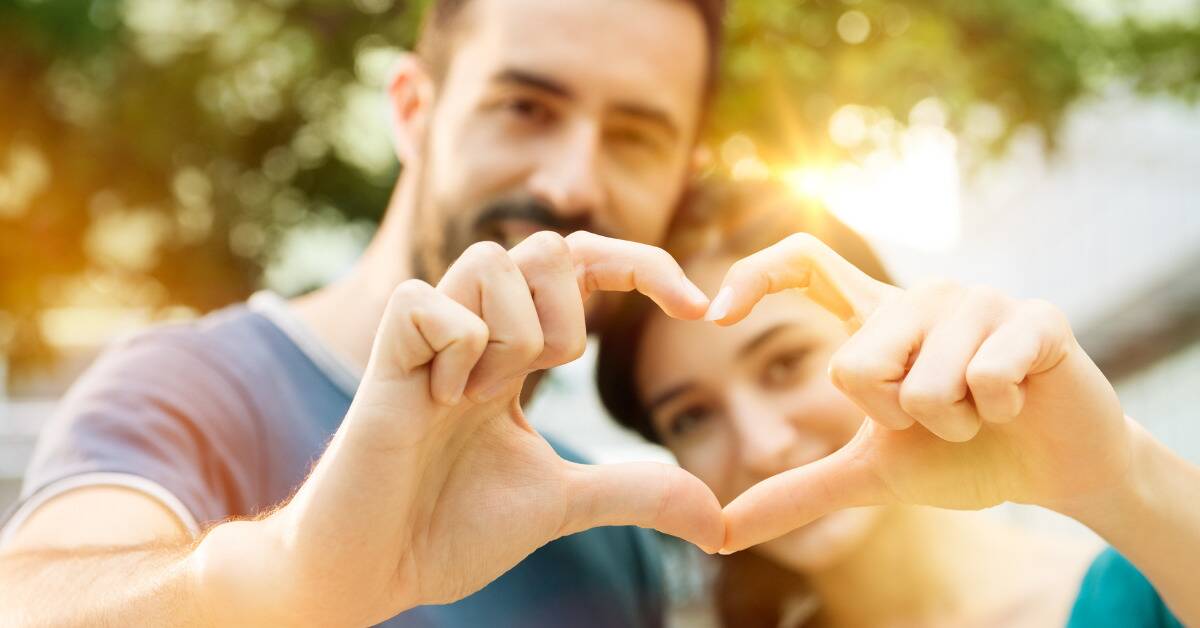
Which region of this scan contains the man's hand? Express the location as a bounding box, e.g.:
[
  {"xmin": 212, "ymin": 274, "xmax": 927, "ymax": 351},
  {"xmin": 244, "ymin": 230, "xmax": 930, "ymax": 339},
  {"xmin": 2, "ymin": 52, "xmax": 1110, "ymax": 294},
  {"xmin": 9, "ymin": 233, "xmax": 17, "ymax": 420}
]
[
  {"xmin": 707, "ymin": 233, "xmax": 1132, "ymax": 553},
  {"xmin": 195, "ymin": 231, "xmax": 723, "ymax": 627}
]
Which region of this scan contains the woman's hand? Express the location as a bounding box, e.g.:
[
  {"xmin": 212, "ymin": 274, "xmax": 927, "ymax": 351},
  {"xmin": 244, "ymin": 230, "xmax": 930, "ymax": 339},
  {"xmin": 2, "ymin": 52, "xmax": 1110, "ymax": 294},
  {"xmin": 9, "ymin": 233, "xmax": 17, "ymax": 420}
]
[{"xmin": 708, "ymin": 233, "xmax": 1133, "ymax": 553}]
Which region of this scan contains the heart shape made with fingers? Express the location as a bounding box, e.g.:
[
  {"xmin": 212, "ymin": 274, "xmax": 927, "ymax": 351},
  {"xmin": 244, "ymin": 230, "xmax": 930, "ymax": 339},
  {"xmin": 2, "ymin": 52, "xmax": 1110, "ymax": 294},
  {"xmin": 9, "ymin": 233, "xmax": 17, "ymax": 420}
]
[{"xmin": 681, "ymin": 233, "xmax": 1129, "ymax": 555}]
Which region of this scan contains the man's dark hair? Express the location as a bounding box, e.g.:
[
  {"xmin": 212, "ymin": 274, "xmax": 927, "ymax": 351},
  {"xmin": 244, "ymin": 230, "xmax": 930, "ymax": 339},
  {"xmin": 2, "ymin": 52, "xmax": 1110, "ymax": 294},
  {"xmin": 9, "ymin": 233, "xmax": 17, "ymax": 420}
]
[{"xmin": 416, "ymin": 0, "xmax": 727, "ymax": 97}]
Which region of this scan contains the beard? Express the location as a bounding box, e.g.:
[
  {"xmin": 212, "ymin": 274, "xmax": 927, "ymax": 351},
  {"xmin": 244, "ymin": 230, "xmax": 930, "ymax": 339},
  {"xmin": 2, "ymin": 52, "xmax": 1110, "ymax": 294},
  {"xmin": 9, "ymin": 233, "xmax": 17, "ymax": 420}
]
[
  {"xmin": 443, "ymin": 196, "xmax": 595, "ymax": 259},
  {"xmin": 409, "ymin": 182, "xmax": 621, "ymax": 329},
  {"xmin": 409, "ymin": 165, "xmax": 596, "ymax": 284}
]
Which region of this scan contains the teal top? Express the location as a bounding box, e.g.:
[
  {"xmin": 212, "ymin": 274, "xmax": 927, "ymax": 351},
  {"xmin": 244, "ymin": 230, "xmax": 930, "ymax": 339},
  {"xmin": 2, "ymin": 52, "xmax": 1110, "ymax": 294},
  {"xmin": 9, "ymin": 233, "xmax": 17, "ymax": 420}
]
[{"xmin": 1067, "ymin": 548, "xmax": 1182, "ymax": 628}]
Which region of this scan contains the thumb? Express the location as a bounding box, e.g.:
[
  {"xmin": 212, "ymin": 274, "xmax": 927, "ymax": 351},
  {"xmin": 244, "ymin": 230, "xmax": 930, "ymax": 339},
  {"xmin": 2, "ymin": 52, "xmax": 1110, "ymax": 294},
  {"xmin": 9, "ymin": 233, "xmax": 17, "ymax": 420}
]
[
  {"xmin": 560, "ymin": 461, "xmax": 725, "ymax": 553},
  {"xmin": 721, "ymin": 441, "xmax": 888, "ymax": 553}
]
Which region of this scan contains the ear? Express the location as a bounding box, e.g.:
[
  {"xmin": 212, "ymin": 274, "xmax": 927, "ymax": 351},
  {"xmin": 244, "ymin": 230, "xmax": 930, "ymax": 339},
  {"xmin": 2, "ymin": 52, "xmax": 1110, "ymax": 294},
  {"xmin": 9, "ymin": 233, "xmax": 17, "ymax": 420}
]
[{"xmin": 388, "ymin": 53, "xmax": 436, "ymax": 164}]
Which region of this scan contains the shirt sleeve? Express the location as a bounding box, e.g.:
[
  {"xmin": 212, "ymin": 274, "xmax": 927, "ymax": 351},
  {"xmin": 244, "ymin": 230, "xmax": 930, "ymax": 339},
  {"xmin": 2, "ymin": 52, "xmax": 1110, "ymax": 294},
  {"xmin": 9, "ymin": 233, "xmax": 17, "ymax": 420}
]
[
  {"xmin": 1067, "ymin": 547, "xmax": 1184, "ymax": 628},
  {"xmin": 0, "ymin": 328, "xmax": 263, "ymax": 545}
]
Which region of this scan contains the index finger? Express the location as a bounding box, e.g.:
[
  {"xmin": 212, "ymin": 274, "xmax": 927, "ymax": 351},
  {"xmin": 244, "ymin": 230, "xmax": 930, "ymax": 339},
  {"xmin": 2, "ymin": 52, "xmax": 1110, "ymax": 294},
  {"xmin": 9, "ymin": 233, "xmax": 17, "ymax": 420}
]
[
  {"xmin": 705, "ymin": 232, "xmax": 898, "ymax": 328},
  {"xmin": 564, "ymin": 231, "xmax": 710, "ymax": 320},
  {"xmin": 721, "ymin": 434, "xmax": 890, "ymax": 553}
]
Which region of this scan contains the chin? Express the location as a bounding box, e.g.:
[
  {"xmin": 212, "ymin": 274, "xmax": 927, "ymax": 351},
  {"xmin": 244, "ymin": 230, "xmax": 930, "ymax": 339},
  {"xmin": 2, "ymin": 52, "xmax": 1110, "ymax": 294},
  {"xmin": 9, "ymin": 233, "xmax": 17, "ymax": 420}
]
[{"xmin": 755, "ymin": 506, "xmax": 885, "ymax": 573}]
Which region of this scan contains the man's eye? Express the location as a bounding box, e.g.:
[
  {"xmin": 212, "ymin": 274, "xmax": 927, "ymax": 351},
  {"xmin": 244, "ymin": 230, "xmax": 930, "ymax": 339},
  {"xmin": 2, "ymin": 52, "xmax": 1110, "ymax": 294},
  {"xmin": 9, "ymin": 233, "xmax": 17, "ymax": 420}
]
[
  {"xmin": 666, "ymin": 404, "xmax": 712, "ymax": 439},
  {"xmin": 607, "ymin": 127, "xmax": 662, "ymax": 154},
  {"xmin": 502, "ymin": 97, "xmax": 553, "ymax": 124}
]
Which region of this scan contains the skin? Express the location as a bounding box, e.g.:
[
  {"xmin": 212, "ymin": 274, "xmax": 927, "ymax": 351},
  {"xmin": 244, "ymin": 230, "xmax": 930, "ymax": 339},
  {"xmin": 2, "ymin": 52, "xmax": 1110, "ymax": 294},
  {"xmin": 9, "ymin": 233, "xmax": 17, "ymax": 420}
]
[
  {"xmin": 0, "ymin": 0, "xmax": 715, "ymax": 625},
  {"xmin": 640, "ymin": 234, "xmax": 1200, "ymax": 625},
  {"xmin": 292, "ymin": 0, "xmax": 707, "ymax": 372},
  {"xmin": 637, "ymin": 255, "xmax": 884, "ymax": 573},
  {"xmin": 417, "ymin": 0, "xmax": 705, "ymax": 270},
  {"xmin": 638, "ymin": 255, "xmax": 1094, "ymax": 625}
]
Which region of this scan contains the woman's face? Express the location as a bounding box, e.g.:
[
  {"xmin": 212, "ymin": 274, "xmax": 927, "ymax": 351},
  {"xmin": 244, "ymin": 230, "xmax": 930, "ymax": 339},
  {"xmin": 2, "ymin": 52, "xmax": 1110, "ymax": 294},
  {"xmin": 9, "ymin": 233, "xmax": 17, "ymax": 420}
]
[{"xmin": 635, "ymin": 255, "xmax": 885, "ymax": 572}]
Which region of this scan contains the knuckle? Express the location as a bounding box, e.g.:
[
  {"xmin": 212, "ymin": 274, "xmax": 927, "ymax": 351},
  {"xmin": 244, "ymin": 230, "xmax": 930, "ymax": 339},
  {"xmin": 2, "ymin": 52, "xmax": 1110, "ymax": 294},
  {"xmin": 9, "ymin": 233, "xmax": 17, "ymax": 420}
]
[
  {"xmin": 1019, "ymin": 298, "xmax": 1074, "ymax": 345},
  {"xmin": 1022, "ymin": 298, "xmax": 1068, "ymax": 327},
  {"xmin": 564, "ymin": 230, "xmax": 598, "ymax": 247},
  {"xmin": 387, "ymin": 279, "xmax": 434, "ymax": 310},
  {"xmin": 459, "ymin": 315, "xmax": 490, "ymax": 351},
  {"xmin": 783, "ymin": 231, "xmax": 821, "ymax": 252},
  {"xmin": 647, "ymin": 245, "xmax": 678, "ymax": 269},
  {"xmin": 520, "ymin": 231, "xmax": 572, "ymax": 271},
  {"xmin": 898, "ymin": 380, "xmax": 961, "ymax": 415},
  {"xmin": 914, "ymin": 277, "xmax": 962, "ymax": 300},
  {"xmin": 828, "ymin": 350, "xmax": 887, "ymax": 393},
  {"xmin": 563, "ymin": 334, "xmax": 588, "ymax": 362},
  {"xmin": 527, "ymin": 230, "xmax": 569, "ymax": 254},
  {"xmin": 464, "ymin": 240, "xmax": 511, "ymax": 265},
  {"xmin": 965, "ymin": 360, "xmax": 1011, "ymax": 393},
  {"xmin": 544, "ymin": 331, "xmax": 587, "ymax": 364},
  {"xmin": 509, "ymin": 328, "xmax": 545, "ymax": 362},
  {"xmin": 964, "ymin": 284, "xmax": 1005, "ymax": 310}
]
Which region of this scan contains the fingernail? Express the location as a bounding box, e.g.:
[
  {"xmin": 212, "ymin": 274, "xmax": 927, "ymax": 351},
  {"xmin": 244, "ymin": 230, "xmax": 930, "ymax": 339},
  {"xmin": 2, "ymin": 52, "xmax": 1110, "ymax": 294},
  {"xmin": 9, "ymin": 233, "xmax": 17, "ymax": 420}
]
[
  {"xmin": 705, "ymin": 286, "xmax": 734, "ymax": 321},
  {"xmin": 717, "ymin": 548, "xmax": 734, "ymax": 556}
]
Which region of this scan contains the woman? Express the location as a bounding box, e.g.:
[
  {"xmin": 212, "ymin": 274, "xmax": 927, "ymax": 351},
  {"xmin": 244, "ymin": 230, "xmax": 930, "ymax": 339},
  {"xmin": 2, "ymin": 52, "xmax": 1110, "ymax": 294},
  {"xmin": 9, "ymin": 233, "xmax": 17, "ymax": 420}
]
[{"xmin": 596, "ymin": 180, "xmax": 1195, "ymax": 627}]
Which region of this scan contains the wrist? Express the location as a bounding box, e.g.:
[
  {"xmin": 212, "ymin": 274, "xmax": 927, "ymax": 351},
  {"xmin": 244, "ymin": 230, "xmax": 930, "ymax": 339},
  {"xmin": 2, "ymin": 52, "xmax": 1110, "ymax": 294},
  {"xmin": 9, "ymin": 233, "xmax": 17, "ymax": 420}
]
[{"xmin": 1054, "ymin": 417, "xmax": 1160, "ymax": 540}]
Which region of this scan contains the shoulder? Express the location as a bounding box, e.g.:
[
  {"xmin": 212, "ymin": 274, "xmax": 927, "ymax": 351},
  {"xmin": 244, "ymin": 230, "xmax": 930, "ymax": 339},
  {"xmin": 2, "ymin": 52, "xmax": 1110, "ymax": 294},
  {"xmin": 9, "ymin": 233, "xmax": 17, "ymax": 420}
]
[
  {"xmin": 1067, "ymin": 547, "xmax": 1183, "ymax": 628},
  {"xmin": 43, "ymin": 304, "xmax": 283, "ymax": 446},
  {"xmin": 62, "ymin": 299, "xmax": 326, "ymax": 424},
  {"xmin": 11, "ymin": 303, "xmax": 298, "ymax": 528},
  {"xmin": 95, "ymin": 301, "xmax": 294, "ymax": 388}
]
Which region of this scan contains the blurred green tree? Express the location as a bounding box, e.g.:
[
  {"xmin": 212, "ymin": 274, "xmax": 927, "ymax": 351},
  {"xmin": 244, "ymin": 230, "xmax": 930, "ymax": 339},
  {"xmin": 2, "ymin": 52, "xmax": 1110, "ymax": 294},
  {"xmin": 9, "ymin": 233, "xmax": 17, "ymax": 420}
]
[{"xmin": 0, "ymin": 0, "xmax": 1197, "ymax": 375}]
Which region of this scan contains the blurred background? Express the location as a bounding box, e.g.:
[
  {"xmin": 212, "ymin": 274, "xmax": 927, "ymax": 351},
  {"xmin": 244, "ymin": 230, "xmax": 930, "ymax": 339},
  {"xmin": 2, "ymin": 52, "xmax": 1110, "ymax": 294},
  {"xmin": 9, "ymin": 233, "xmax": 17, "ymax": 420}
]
[{"xmin": 1, "ymin": 0, "xmax": 1199, "ymax": 619}]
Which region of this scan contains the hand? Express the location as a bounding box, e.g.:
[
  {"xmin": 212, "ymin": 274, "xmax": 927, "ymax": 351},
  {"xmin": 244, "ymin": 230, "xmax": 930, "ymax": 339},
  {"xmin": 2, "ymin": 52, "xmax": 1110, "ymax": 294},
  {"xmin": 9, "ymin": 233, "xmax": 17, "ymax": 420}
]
[
  {"xmin": 196, "ymin": 231, "xmax": 723, "ymax": 627},
  {"xmin": 708, "ymin": 233, "xmax": 1132, "ymax": 553}
]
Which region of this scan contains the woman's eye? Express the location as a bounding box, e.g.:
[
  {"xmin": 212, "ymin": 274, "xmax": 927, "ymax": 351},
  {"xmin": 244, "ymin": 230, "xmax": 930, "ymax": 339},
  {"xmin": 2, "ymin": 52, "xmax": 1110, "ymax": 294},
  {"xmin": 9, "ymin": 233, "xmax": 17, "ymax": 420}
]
[
  {"xmin": 763, "ymin": 350, "xmax": 809, "ymax": 388},
  {"xmin": 666, "ymin": 404, "xmax": 712, "ymax": 439}
]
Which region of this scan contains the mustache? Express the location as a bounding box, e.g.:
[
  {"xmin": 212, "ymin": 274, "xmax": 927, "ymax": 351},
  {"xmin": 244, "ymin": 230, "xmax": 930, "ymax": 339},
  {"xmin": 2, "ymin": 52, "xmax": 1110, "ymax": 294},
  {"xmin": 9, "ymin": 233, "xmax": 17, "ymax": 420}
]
[{"xmin": 472, "ymin": 198, "xmax": 595, "ymax": 241}]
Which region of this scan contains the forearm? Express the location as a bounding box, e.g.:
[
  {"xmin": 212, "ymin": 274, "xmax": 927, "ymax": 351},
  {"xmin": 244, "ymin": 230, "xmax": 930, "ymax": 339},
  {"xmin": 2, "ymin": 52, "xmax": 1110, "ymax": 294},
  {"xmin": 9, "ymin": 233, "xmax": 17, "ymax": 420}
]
[
  {"xmin": 1064, "ymin": 419, "xmax": 1200, "ymax": 624},
  {"xmin": 0, "ymin": 542, "xmax": 209, "ymax": 627}
]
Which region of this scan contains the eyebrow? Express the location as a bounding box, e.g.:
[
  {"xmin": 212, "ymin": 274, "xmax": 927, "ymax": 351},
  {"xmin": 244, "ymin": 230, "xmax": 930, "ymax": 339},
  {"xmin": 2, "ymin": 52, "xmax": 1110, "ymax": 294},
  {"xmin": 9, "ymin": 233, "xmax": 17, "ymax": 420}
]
[
  {"xmin": 494, "ymin": 69, "xmax": 574, "ymax": 99},
  {"xmin": 646, "ymin": 382, "xmax": 696, "ymax": 414},
  {"xmin": 493, "ymin": 69, "xmax": 680, "ymax": 140},
  {"xmin": 737, "ymin": 323, "xmax": 794, "ymax": 359},
  {"xmin": 646, "ymin": 324, "xmax": 800, "ymax": 412}
]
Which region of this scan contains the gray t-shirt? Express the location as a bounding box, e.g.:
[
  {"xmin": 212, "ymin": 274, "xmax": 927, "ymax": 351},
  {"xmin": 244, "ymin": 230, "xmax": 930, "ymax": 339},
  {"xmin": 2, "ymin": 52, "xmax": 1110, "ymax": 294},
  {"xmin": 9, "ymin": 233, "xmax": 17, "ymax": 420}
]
[{"xmin": 1, "ymin": 292, "xmax": 665, "ymax": 627}]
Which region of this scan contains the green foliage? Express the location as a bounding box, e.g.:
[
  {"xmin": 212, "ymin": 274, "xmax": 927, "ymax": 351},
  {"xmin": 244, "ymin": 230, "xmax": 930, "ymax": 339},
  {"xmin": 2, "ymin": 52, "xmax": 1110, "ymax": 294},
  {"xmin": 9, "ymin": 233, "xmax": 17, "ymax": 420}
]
[
  {"xmin": 713, "ymin": 0, "xmax": 1170, "ymax": 163},
  {"xmin": 0, "ymin": 0, "xmax": 1197, "ymax": 373}
]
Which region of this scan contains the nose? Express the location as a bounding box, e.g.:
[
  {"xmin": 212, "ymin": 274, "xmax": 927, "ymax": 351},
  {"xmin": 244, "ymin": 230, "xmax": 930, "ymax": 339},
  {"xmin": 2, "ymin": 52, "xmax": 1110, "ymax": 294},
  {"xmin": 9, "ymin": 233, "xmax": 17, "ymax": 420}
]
[
  {"xmin": 727, "ymin": 387, "xmax": 805, "ymax": 480},
  {"xmin": 527, "ymin": 120, "xmax": 606, "ymax": 224}
]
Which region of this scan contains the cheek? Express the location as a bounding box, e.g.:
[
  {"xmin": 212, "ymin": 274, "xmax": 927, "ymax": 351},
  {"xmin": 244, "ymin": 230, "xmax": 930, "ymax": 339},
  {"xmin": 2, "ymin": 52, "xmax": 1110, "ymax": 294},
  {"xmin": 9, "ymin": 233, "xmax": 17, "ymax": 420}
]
[
  {"xmin": 789, "ymin": 371, "xmax": 866, "ymax": 446},
  {"xmin": 600, "ymin": 154, "xmax": 683, "ymax": 244},
  {"xmin": 430, "ymin": 113, "xmax": 530, "ymax": 209},
  {"xmin": 756, "ymin": 506, "xmax": 887, "ymax": 573}
]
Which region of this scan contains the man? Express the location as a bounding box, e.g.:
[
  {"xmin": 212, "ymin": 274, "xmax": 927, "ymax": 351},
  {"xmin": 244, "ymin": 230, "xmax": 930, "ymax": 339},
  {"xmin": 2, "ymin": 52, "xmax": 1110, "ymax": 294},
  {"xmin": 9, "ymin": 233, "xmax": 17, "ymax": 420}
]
[{"xmin": 0, "ymin": 0, "xmax": 726, "ymax": 625}]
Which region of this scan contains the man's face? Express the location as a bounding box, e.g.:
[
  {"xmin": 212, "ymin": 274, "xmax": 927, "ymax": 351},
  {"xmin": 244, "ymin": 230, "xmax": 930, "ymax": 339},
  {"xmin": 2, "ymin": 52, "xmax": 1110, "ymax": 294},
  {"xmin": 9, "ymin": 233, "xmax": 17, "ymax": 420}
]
[{"xmin": 408, "ymin": 0, "xmax": 708, "ymax": 281}]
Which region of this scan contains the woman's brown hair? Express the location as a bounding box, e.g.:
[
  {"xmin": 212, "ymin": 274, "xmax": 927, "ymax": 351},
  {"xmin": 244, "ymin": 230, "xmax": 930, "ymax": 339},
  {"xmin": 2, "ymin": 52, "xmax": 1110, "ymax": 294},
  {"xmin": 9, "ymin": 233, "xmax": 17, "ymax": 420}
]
[
  {"xmin": 596, "ymin": 178, "xmax": 892, "ymax": 443},
  {"xmin": 594, "ymin": 178, "xmax": 893, "ymax": 626}
]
